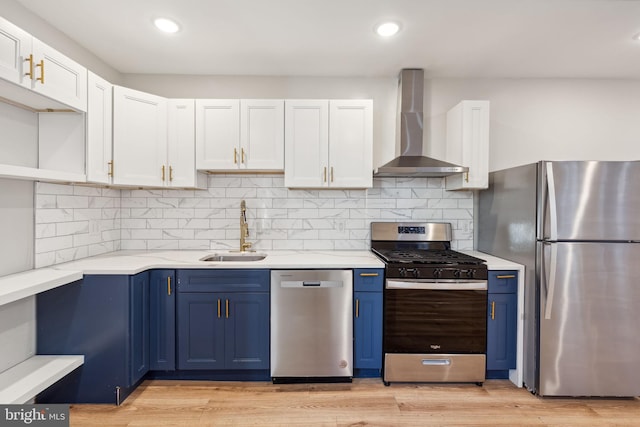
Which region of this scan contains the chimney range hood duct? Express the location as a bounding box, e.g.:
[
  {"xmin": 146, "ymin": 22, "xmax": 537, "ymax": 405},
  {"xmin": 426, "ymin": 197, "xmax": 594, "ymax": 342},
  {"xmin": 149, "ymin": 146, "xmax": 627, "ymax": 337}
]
[{"xmin": 374, "ymin": 69, "xmax": 468, "ymax": 177}]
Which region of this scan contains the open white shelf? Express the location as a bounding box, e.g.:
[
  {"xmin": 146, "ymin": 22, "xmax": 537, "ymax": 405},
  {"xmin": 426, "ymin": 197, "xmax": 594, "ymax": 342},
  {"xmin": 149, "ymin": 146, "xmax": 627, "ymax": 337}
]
[
  {"xmin": 0, "ymin": 355, "xmax": 84, "ymax": 404},
  {"xmin": 0, "ymin": 268, "xmax": 83, "ymax": 307},
  {"xmin": 0, "ymin": 164, "xmax": 87, "ymax": 184}
]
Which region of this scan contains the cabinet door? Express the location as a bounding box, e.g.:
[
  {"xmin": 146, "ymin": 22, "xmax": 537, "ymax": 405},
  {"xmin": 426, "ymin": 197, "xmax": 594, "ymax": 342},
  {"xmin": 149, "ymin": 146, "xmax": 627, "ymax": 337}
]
[
  {"xmin": 354, "ymin": 291, "xmax": 382, "ymax": 370},
  {"xmin": 86, "ymin": 71, "xmax": 113, "ymax": 184},
  {"xmin": 486, "ymin": 292, "xmax": 517, "ymax": 371},
  {"xmin": 224, "ymin": 292, "xmax": 270, "ymax": 370},
  {"xmin": 177, "ymin": 293, "xmax": 225, "ymax": 369},
  {"xmin": 284, "ymin": 100, "xmax": 328, "ymax": 187},
  {"xmin": 240, "ymin": 99, "xmax": 284, "ymax": 170},
  {"xmin": 329, "ymin": 100, "xmax": 373, "ymax": 188},
  {"xmin": 129, "ymin": 272, "xmax": 150, "ymax": 386},
  {"xmin": 30, "ymin": 38, "xmax": 87, "ymax": 111},
  {"xmin": 445, "ymin": 100, "xmax": 490, "ymax": 190},
  {"xmin": 195, "ymin": 99, "xmax": 240, "ymax": 170},
  {"xmin": 0, "ymin": 16, "xmax": 31, "ymax": 88},
  {"xmin": 168, "ymin": 99, "xmax": 197, "ymax": 187},
  {"xmin": 150, "ymin": 270, "xmax": 176, "ymax": 371},
  {"xmin": 113, "ymin": 86, "xmax": 167, "ymax": 186}
]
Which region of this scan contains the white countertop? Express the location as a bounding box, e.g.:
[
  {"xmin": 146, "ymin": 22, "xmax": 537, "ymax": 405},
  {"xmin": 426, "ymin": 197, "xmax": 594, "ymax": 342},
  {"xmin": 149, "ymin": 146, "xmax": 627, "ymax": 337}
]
[
  {"xmin": 462, "ymin": 250, "xmax": 525, "ymax": 272},
  {"xmin": 1, "ymin": 249, "xmax": 525, "ymax": 309},
  {"xmin": 51, "ymin": 250, "xmax": 386, "ymax": 275}
]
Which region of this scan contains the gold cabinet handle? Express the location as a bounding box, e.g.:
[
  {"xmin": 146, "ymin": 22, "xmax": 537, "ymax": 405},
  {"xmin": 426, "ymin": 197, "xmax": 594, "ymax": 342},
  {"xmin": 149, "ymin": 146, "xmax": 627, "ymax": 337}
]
[
  {"xmin": 496, "ymin": 275, "xmax": 516, "ymax": 279},
  {"xmin": 169, "ymin": 166, "xmax": 174, "ymax": 182},
  {"xmin": 167, "ymin": 276, "xmax": 171, "ymax": 296},
  {"xmin": 225, "ymin": 299, "xmax": 229, "ymax": 319},
  {"xmin": 241, "ymin": 148, "xmax": 246, "ymax": 164},
  {"xmin": 465, "ymin": 171, "xmax": 469, "ymax": 182},
  {"xmin": 355, "ymin": 299, "xmax": 359, "ymax": 318},
  {"xmin": 108, "ymin": 161, "xmax": 114, "ymax": 177},
  {"xmin": 217, "ymin": 299, "xmax": 221, "ymax": 318},
  {"xmin": 36, "ymin": 59, "xmax": 44, "ymax": 84},
  {"xmin": 359, "ymin": 273, "xmax": 379, "ymax": 277},
  {"xmin": 323, "ymin": 167, "xmax": 327, "ymax": 182},
  {"xmin": 331, "ymin": 167, "xmax": 334, "ymax": 182},
  {"xmin": 161, "ymin": 165, "xmax": 166, "ymax": 181},
  {"xmin": 24, "ymin": 54, "xmax": 34, "ymax": 80},
  {"xmin": 491, "ymin": 301, "xmax": 495, "ymax": 320},
  {"xmin": 234, "ymin": 148, "xmax": 238, "ymax": 164}
]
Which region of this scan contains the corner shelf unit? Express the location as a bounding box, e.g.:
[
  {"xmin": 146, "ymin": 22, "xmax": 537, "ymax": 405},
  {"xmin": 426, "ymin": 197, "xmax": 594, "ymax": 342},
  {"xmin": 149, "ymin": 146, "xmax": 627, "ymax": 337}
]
[{"xmin": 0, "ymin": 268, "xmax": 85, "ymax": 403}]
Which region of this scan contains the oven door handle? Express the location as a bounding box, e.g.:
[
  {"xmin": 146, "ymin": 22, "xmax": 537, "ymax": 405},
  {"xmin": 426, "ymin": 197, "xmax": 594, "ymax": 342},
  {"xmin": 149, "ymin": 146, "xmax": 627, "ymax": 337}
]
[
  {"xmin": 386, "ymin": 280, "xmax": 487, "ymax": 291},
  {"xmin": 421, "ymin": 358, "xmax": 451, "ymax": 366}
]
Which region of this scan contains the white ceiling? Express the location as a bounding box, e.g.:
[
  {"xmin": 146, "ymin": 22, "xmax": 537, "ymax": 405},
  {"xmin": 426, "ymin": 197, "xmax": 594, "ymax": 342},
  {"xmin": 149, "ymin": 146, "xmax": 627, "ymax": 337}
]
[{"xmin": 15, "ymin": 0, "xmax": 640, "ymax": 78}]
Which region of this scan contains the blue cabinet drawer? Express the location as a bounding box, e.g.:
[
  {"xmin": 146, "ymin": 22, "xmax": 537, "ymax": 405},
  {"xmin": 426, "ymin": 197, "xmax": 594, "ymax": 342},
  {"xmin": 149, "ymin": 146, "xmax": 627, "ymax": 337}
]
[
  {"xmin": 354, "ymin": 269, "xmax": 384, "ymax": 292},
  {"xmin": 488, "ymin": 270, "xmax": 518, "ymax": 294},
  {"xmin": 177, "ymin": 269, "xmax": 269, "ymax": 292}
]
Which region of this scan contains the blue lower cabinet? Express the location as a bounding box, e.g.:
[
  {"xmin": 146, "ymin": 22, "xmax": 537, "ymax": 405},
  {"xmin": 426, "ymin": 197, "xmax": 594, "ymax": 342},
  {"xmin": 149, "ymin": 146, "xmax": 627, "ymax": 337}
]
[
  {"xmin": 130, "ymin": 272, "xmax": 150, "ymax": 384},
  {"xmin": 36, "ymin": 272, "xmax": 150, "ymax": 404},
  {"xmin": 177, "ymin": 293, "xmax": 226, "ymax": 369},
  {"xmin": 486, "ymin": 293, "xmax": 517, "ymax": 371},
  {"xmin": 224, "ymin": 292, "xmax": 270, "ymax": 370},
  {"xmin": 486, "ymin": 270, "xmax": 518, "ymax": 378},
  {"xmin": 176, "ymin": 269, "xmax": 270, "ymax": 371},
  {"xmin": 150, "ymin": 270, "xmax": 176, "ymax": 371},
  {"xmin": 353, "ymin": 269, "xmax": 383, "ymax": 376},
  {"xmin": 354, "ymin": 291, "xmax": 383, "ymax": 370}
]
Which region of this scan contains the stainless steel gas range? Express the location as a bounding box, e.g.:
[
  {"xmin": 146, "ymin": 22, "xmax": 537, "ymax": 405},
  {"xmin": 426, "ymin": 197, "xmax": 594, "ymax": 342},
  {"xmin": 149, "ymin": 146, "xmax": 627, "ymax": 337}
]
[{"xmin": 370, "ymin": 222, "xmax": 488, "ymax": 385}]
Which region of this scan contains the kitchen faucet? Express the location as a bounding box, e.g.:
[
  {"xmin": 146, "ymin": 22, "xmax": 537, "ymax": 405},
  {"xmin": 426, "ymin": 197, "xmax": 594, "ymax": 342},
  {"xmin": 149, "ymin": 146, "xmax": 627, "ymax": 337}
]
[{"xmin": 239, "ymin": 200, "xmax": 252, "ymax": 252}]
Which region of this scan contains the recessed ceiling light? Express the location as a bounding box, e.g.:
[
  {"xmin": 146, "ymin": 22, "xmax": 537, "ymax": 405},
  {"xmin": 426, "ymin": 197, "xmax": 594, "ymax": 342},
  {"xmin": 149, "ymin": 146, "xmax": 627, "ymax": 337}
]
[
  {"xmin": 154, "ymin": 18, "xmax": 180, "ymax": 34},
  {"xmin": 375, "ymin": 22, "xmax": 400, "ymax": 37}
]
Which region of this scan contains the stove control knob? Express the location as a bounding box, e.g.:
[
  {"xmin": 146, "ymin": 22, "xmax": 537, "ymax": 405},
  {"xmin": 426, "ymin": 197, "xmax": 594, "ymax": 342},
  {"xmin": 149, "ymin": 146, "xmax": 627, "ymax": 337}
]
[
  {"xmin": 412, "ymin": 269, "xmax": 420, "ymax": 278},
  {"xmin": 433, "ymin": 269, "xmax": 442, "ymax": 279},
  {"xmin": 467, "ymin": 269, "xmax": 475, "ymax": 278},
  {"xmin": 399, "ymin": 268, "xmax": 407, "ymax": 277},
  {"xmin": 453, "ymin": 270, "xmax": 461, "ymax": 278}
]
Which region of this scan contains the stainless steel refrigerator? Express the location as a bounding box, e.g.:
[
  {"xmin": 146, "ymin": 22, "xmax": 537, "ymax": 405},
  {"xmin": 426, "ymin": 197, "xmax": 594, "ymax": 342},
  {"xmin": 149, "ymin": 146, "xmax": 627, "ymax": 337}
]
[{"xmin": 477, "ymin": 160, "xmax": 640, "ymax": 397}]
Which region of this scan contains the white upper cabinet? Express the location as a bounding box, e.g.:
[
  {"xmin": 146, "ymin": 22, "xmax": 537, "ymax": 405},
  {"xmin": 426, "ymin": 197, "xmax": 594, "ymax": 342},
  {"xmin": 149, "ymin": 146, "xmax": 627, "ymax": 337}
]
[
  {"xmin": 284, "ymin": 99, "xmax": 373, "ymax": 189},
  {"xmin": 196, "ymin": 99, "xmax": 284, "ymax": 171},
  {"xmin": 195, "ymin": 99, "xmax": 240, "ymax": 170},
  {"xmin": 445, "ymin": 100, "xmax": 490, "ymax": 191},
  {"xmin": 29, "ymin": 39, "xmax": 87, "ymax": 111},
  {"xmin": 329, "ymin": 100, "xmax": 373, "ymax": 188},
  {"xmin": 0, "ymin": 16, "xmax": 87, "ymax": 112},
  {"xmin": 0, "ymin": 16, "xmax": 31, "ymax": 89},
  {"xmin": 113, "ymin": 86, "xmax": 167, "ymax": 187},
  {"xmin": 284, "ymin": 100, "xmax": 328, "ymax": 188},
  {"xmin": 86, "ymin": 72, "xmax": 112, "ymax": 184},
  {"xmin": 240, "ymin": 99, "xmax": 284, "ymax": 170},
  {"xmin": 112, "ymin": 90, "xmax": 203, "ymax": 188},
  {"xmin": 168, "ymin": 99, "xmax": 205, "ymax": 188}
]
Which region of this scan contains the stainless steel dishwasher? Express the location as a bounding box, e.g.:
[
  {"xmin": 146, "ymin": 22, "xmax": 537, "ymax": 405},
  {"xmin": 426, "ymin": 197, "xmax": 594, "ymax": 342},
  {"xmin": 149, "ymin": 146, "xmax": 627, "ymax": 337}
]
[{"xmin": 270, "ymin": 270, "xmax": 353, "ymax": 383}]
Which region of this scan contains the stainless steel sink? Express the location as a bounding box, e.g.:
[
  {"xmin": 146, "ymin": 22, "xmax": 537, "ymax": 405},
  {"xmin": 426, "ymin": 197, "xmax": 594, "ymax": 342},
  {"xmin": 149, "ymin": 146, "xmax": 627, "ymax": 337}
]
[{"xmin": 200, "ymin": 253, "xmax": 267, "ymax": 262}]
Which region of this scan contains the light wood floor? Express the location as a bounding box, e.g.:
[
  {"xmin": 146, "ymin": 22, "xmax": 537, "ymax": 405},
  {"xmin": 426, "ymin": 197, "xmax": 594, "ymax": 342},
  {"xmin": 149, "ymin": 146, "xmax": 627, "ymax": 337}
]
[{"xmin": 69, "ymin": 379, "xmax": 640, "ymax": 426}]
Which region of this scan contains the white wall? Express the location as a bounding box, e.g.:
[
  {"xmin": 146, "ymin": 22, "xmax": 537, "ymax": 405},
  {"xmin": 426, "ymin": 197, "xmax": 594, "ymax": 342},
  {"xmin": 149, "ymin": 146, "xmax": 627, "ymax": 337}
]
[{"xmin": 425, "ymin": 78, "xmax": 640, "ymax": 171}]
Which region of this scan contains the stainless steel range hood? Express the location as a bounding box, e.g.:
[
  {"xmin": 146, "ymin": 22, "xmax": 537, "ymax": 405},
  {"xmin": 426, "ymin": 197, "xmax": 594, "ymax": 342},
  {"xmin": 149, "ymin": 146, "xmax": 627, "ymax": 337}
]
[{"xmin": 374, "ymin": 69, "xmax": 468, "ymax": 178}]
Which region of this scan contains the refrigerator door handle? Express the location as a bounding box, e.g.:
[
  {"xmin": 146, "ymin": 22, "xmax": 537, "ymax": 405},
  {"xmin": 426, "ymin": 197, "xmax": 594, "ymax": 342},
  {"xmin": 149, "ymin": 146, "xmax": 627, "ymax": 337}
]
[
  {"xmin": 545, "ymin": 162, "xmax": 558, "ymax": 241},
  {"xmin": 544, "ymin": 242, "xmax": 558, "ymax": 320}
]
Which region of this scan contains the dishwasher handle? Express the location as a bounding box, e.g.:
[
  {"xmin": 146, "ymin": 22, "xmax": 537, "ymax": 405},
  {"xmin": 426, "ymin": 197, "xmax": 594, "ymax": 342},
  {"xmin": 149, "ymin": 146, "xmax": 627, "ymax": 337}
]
[{"xmin": 281, "ymin": 280, "xmax": 344, "ymax": 288}]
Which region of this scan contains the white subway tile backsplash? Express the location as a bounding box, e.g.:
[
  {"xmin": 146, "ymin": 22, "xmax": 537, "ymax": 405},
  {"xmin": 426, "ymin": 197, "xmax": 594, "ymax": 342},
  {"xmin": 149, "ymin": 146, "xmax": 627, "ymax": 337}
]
[
  {"xmin": 56, "ymin": 195, "xmax": 89, "ymax": 209},
  {"xmin": 35, "ymin": 174, "xmax": 474, "ymax": 266},
  {"xmin": 56, "ymin": 221, "xmax": 89, "ymax": 236}
]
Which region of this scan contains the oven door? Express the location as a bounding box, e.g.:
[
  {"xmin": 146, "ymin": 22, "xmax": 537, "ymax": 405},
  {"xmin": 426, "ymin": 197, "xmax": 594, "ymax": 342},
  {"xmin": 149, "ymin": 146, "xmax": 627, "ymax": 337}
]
[{"xmin": 384, "ymin": 279, "xmax": 488, "ymax": 354}]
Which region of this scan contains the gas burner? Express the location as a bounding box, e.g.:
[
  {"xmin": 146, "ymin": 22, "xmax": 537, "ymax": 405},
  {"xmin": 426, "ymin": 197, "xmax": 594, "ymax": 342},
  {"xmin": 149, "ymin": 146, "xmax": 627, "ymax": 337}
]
[{"xmin": 372, "ymin": 248, "xmax": 485, "ymax": 266}]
